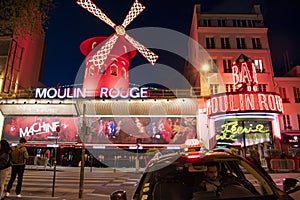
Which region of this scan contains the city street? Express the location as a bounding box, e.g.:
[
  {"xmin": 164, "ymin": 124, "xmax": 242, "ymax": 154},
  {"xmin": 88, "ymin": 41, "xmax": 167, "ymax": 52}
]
[{"xmin": 4, "ymin": 166, "xmax": 300, "ymax": 200}]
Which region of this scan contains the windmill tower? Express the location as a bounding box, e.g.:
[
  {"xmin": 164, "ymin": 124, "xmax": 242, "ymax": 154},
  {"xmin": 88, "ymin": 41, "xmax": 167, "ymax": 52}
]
[{"xmin": 77, "ymin": 0, "xmax": 158, "ymax": 97}]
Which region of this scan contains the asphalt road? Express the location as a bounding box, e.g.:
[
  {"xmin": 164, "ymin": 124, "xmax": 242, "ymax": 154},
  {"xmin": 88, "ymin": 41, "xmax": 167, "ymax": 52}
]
[{"xmin": 4, "ymin": 166, "xmax": 300, "ymax": 200}]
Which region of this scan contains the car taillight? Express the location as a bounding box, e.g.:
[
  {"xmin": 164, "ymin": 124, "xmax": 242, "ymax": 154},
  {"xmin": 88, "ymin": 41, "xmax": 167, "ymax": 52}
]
[{"xmin": 187, "ymin": 154, "xmax": 200, "ymax": 159}]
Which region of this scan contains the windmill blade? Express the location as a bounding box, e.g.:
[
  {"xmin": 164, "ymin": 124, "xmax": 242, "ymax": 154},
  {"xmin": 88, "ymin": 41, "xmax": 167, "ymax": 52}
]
[
  {"xmin": 124, "ymin": 34, "xmax": 158, "ymax": 65},
  {"xmin": 121, "ymin": 0, "xmax": 145, "ymax": 29},
  {"xmin": 77, "ymin": 0, "xmax": 116, "ymax": 29},
  {"xmin": 89, "ymin": 34, "xmax": 119, "ymax": 68}
]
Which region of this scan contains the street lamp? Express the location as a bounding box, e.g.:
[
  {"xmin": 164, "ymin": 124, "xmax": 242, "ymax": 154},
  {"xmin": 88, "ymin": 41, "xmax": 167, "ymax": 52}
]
[
  {"xmin": 201, "ymin": 63, "xmax": 210, "ymax": 96},
  {"xmin": 136, "ymin": 138, "xmax": 142, "ymax": 172},
  {"xmin": 201, "ymin": 64, "xmax": 210, "ymax": 72}
]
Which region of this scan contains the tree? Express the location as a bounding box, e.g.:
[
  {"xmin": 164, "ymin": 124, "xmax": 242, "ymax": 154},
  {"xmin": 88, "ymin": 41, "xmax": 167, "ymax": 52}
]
[{"xmin": 0, "ymin": 0, "xmax": 54, "ymax": 37}]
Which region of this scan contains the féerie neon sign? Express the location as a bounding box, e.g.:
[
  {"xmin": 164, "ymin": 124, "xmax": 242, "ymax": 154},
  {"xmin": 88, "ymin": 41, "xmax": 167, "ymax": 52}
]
[{"xmin": 216, "ymin": 121, "xmax": 269, "ymax": 140}]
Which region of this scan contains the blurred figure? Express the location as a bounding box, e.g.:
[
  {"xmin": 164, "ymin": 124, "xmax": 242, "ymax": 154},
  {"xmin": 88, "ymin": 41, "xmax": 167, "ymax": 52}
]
[
  {"xmin": 45, "ymin": 149, "xmax": 51, "ymax": 167},
  {"xmin": 0, "ymin": 139, "xmax": 12, "ymax": 200}
]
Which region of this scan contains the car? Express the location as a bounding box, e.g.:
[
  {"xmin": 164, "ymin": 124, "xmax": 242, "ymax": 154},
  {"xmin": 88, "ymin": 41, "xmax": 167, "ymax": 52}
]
[{"xmin": 110, "ymin": 141, "xmax": 300, "ymax": 200}]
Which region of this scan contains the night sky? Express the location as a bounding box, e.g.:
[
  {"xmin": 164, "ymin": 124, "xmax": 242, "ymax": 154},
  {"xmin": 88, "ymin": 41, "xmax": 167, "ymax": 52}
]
[{"xmin": 42, "ymin": 0, "xmax": 300, "ymax": 87}]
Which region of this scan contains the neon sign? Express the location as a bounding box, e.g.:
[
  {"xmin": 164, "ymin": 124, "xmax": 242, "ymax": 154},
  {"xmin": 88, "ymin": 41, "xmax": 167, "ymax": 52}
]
[
  {"xmin": 232, "ymin": 54, "xmax": 258, "ymax": 92},
  {"xmin": 206, "ymin": 92, "xmax": 283, "ymax": 115},
  {"xmin": 216, "ymin": 121, "xmax": 269, "ymax": 141},
  {"xmin": 35, "ymin": 87, "xmax": 149, "ymax": 99}
]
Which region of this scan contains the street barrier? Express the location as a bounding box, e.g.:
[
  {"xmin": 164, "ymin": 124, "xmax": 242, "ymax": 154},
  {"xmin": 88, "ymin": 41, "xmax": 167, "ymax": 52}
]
[{"xmin": 270, "ymin": 159, "xmax": 295, "ymax": 172}]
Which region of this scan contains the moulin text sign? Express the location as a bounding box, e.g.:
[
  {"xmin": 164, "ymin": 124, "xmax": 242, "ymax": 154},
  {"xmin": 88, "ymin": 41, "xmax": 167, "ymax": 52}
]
[
  {"xmin": 35, "ymin": 87, "xmax": 148, "ymax": 99},
  {"xmin": 206, "ymin": 92, "xmax": 283, "ymax": 115}
]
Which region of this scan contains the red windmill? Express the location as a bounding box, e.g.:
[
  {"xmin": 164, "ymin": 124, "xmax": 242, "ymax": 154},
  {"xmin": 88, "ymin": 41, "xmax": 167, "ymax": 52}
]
[{"xmin": 77, "ymin": 0, "xmax": 158, "ymax": 97}]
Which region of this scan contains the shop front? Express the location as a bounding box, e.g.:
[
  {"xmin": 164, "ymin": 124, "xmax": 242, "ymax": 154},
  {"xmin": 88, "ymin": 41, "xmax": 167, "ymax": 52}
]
[{"xmin": 0, "ymin": 97, "xmax": 199, "ymax": 168}]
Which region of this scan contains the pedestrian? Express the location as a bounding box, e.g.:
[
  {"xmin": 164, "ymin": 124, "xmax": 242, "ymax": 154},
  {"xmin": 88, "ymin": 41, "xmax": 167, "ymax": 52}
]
[
  {"xmin": 5, "ymin": 137, "xmax": 29, "ymax": 198},
  {"xmin": 45, "ymin": 149, "xmax": 51, "ymax": 167},
  {"xmin": 0, "ymin": 140, "xmax": 12, "ymax": 200},
  {"xmin": 280, "ymin": 151, "xmax": 287, "ymax": 159}
]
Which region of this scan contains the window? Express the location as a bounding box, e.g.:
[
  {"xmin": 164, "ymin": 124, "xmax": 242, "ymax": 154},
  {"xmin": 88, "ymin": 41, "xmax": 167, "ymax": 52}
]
[
  {"xmin": 110, "ymin": 64, "xmax": 118, "ymax": 76},
  {"xmin": 208, "ymin": 59, "xmax": 218, "ymax": 73},
  {"xmin": 298, "ymin": 115, "xmax": 300, "ymax": 130},
  {"xmin": 98, "ymin": 65, "xmax": 106, "ymax": 74},
  {"xmin": 121, "ymin": 68, "xmax": 126, "ymax": 79},
  {"xmin": 293, "ymin": 87, "xmax": 300, "ymax": 102},
  {"xmin": 226, "ymin": 84, "xmax": 235, "ymax": 92},
  {"xmin": 283, "ymin": 115, "xmax": 292, "ymax": 130},
  {"xmin": 0, "ymin": 40, "xmax": 10, "ymax": 55},
  {"xmin": 241, "ymin": 20, "xmax": 247, "ymax": 27},
  {"xmin": 210, "ymin": 84, "xmax": 218, "ymax": 95},
  {"xmin": 221, "ymin": 37, "xmax": 230, "ymax": 49},
  {"xmin": 254, "ymin": 59, "xmax": 265, "ymax": 73},
  {"xmin": 247, "ymin": 20, "xmax": 254, "ymax": 27},
  {"xmin": 233, "ymin": 20, "xmax": 241, "ymax": 27},
  {"xmin": 252, "ymin": 38, "xmax": 262, "ymax": 49},
  {"xmin": 223, "ymin": 58, "xmax": 232, "ymax": 73},
  {"xmin": 203, "ymin": 19, "xmax": 211, "ymax": 27},
  {"xmin": 279, "ymin": 87, "xmax": 289, "ymax": 103},
  {"xmin": 206, "ymin": 37, "xmax": 215, "ymax": 49},
  {"xmin": 0, "ymin": 57, "xmax": 7, "ymax": 74},
  {"xmin": 88, "ymin": 65, "xmax": 95, "ymax": 76},
  {"xmin": 217, "ymin": 19, "xmax": 226, "ymax": 27},
  {"xmin": 236, "ymin": 38, "xmax": 246, "ymax": 49},
  {"xmin": 258, "ymin": 84, "xmax": 267, "ymax": 92}
]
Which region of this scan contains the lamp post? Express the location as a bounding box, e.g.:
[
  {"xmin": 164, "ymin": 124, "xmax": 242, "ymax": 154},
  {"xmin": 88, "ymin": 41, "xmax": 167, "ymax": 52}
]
[
  {"xmin": 79, "ymin": 104, "xmax": 86, "ymax": 199},
  {"xmin": 48, "ymin": 126, "xmax": 60, "ymax": 197},
  {"xmin": 136, "ymin": 138, "xmax": 142, "ymax": 172}
]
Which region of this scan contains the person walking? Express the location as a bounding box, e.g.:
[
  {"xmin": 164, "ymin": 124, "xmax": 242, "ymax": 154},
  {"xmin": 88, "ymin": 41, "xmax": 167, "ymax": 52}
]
[
  {"xmin": 0, "ymin": 140, "xmax": 12, "ymax": 200},
  {"xmin": 5, "ymin": 137, "xmax": 29, "ymax": 198},
  {"xmin": 45, "ymin": 149, "xmax": 51, "ymax": 167}
]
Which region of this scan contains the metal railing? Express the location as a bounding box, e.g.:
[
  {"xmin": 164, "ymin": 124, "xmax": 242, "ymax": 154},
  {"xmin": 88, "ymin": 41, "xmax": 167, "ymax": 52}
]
[{"xmin": 270, "ymin": 159, "xmax": 295, "ymax": 172}]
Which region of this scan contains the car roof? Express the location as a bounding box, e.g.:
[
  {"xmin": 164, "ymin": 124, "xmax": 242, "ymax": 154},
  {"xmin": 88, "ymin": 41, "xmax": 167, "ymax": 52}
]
[{"xmin": 146, "ymin": 149, "xmax": 242, "ymax": 171}]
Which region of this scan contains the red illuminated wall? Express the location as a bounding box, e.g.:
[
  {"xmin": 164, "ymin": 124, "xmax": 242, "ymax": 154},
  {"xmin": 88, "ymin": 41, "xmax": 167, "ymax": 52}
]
[{"xmin": 80, "ymin": 36, "xmax": 136, "ymax": 97}]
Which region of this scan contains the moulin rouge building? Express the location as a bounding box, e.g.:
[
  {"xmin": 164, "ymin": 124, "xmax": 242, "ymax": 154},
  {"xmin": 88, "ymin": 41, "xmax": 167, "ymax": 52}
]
[{"xmin": 0, "ymin": 2, "xmax": 299, "ymax": 167}]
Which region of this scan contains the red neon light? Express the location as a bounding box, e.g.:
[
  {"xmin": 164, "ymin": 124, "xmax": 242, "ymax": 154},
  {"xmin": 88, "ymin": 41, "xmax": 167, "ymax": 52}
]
[
  {"xmin": 232, "ymin": 54, "xmax": 258, "ymax": 92},
  {"xmin": 206, "ymin": 92, "xmax": 284, "ymax": 115}
]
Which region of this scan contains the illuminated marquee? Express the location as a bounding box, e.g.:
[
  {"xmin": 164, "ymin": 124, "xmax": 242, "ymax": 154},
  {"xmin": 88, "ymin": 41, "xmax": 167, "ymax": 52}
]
[
  {"xmin": 217, "ymin": 121, "xmax": 268, "ymax": 141},
  {"xmin": 215, "ymin": 120, "xmax": 271, "ymax": 147},
  {"xmin": 35, "ymin": 87, "xmax": 148, "ymax": 99},
  {"xmin": 206, "ymin": 92, "xmax": 284, "ymax": 115}
]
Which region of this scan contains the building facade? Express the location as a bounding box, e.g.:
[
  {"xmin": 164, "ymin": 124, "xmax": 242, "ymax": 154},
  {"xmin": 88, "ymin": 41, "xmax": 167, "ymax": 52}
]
[
  {"xmin": 274, "ymin": 66, "xmax": 300, "ymax": 154},
  {"xmin": 185, "ymin": 4, "xmax": 286, "ymax": 158},
  {"xmin": 0, "ymin": 3, "xmax": 299, "ymax": 168},
  {"xmin": 0, "ymin": 28, "xmax": 45, "ymax": 98}
]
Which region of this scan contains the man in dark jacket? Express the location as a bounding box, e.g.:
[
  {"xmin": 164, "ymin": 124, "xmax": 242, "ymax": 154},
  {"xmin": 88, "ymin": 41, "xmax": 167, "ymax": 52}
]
[{"xmin": 5, "ymin": 137, "xmax": 29, "ymax": 198}]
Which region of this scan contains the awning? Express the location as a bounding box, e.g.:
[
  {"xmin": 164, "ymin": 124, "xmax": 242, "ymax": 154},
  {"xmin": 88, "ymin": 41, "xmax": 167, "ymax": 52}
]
[
  {"xmin": 282, "ymin": 132, "xmax": 300, "ymax": 136},
  {"xmin": 281, "ymin": 132, "xmax": 300, "ymax": 144}
]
